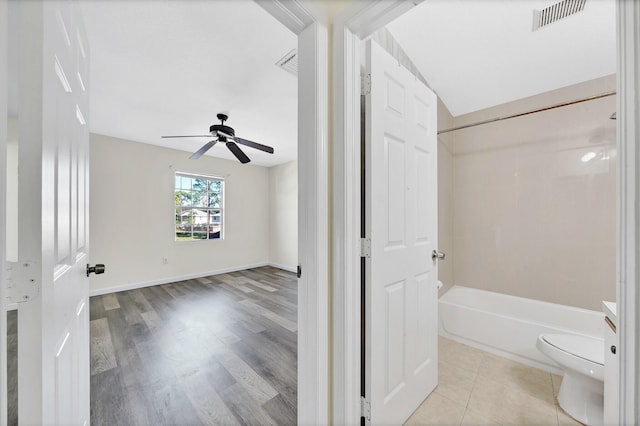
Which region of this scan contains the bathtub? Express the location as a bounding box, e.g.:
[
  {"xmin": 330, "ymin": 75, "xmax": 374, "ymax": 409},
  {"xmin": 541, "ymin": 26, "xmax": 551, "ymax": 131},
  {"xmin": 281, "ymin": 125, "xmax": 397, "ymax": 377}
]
[{"xmin": 438, "ymin": 285, "xmax": 604, "ymax": 374}]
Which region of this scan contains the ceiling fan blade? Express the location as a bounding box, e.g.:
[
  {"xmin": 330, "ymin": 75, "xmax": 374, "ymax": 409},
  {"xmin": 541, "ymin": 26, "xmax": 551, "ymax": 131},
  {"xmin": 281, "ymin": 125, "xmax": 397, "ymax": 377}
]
[
  {"xmin": 161, "ymin": 134, "xmax": 212, "ymax": 138},
  {"xmin": 235, "ymin": 137, "xmax": 275, "ymax": 154},
  {"xmin": 216, "ymin": 130, "xmax": 274, "ymax": 154},
  {"xmin": 189, "ymin": 140, "xmax": 218, "ymax": 160},
  {"xmin": 226, "ymin": 141, "xmax": 251, "ymax": 164}
]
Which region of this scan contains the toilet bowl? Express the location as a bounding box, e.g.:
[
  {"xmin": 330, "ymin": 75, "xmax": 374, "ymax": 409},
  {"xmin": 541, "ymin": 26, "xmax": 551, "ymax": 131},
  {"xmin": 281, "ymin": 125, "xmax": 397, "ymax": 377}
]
[{"xmin": 536, "ymin": 333, "xmax": 604, "ymax": 426}]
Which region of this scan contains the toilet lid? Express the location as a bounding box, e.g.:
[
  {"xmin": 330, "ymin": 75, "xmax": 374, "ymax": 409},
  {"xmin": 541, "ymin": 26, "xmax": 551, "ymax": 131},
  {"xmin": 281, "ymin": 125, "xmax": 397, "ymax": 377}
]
[{"xmin": 542, "ymin": 334, "xmax": 604, "ymax": 366}]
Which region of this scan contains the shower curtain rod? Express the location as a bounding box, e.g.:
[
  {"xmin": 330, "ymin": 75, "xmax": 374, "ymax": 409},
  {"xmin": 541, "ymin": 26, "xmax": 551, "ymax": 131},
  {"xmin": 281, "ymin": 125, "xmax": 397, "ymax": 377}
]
[{"xmin": 438, "ymin": 90, "xmax": 616, "ymax": 135}]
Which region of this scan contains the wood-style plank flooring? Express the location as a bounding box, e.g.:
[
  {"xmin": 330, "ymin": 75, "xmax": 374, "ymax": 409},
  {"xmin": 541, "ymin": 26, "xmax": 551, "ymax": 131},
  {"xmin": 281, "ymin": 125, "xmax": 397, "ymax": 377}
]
[
  {"xmin": 90, "ymin": 266, "xmax": 297, "ymax": 425},
  {"xmin": 7, "ymin": 310, "xmax": 18, "ymax": 426}
]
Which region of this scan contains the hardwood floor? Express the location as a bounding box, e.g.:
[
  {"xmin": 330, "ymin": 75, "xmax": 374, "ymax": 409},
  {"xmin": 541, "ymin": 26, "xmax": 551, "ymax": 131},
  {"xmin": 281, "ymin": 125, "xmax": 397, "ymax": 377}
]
[
  {"xmin": 90, "ymin": 266, "xmax": 297, "ymax": 425},
  {"xmin": 7, "ymin": 310, "xmax": 18, "ymax": 426}
]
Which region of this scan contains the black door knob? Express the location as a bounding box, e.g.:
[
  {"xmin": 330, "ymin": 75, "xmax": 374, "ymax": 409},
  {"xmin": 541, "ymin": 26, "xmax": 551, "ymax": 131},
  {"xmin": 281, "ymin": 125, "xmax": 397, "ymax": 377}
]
[{"xmin": 87, "ymin": 264, "xmax": 106, "ymax": 277}]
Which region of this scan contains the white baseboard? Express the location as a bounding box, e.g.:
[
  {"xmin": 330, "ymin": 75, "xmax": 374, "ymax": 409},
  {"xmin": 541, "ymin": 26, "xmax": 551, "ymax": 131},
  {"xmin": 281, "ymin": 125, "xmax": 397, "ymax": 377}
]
[
  {"xmin": 89, "ymin": 262, "xmax": 270, "ymax": 297},
  {"xmin": 268, "ymin": 262, "xmax": 297, "ymax": 273}
]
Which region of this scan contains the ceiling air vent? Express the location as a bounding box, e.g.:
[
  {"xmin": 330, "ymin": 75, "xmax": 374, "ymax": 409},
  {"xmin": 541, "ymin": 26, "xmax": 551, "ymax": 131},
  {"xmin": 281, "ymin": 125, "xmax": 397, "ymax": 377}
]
[
  {"xmin": 276, "ymin": 48, "xmax": 297, "ymax": 77},
  {"xmin": 532, "ymin": 0, "xmax": 586, "ymax": 31}
]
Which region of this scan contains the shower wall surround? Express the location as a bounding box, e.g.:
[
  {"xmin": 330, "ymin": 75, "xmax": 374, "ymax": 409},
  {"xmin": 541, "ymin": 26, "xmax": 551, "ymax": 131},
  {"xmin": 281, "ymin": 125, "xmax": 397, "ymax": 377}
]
[
  {"xmin": 447, "ymin": 75, "xmax": 616, "ymax": 311},
  {"xmin": 437, "ymin": 99, "xmax": 455, "ymax": 294}
]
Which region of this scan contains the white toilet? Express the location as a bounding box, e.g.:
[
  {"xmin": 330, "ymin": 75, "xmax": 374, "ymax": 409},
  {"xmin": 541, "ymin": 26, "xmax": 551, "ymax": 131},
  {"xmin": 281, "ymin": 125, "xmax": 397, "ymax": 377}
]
[{"xmin": 536, "ymin": 333, "xmax": 605, "ymax": 426}]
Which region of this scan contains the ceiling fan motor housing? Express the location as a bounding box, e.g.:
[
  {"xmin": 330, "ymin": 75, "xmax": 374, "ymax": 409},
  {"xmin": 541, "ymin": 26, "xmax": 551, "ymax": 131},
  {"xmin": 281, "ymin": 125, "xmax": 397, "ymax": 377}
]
[{"xmin": 210, "ymin": 124, "xmax": 235, "ymax": 140}]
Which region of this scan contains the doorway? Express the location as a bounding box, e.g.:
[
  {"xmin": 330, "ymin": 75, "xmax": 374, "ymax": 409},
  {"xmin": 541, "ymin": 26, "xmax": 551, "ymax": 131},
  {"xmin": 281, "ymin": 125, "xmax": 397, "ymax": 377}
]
[
  {"xmin": 332, "ymin": 1, "xmax": 640, "ymax": 424},
  {"xmin": 3, "ymin": 1, "xmax": 309, "ymax": 424}
]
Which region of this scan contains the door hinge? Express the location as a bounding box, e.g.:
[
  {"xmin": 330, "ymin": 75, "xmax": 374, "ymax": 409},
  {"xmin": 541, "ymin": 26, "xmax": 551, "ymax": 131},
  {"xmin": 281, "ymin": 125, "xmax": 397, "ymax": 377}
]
[
  {"xmin": 360, "ymin": 396, "xmax": 371, "ymax": 421},
  {"xmin": 359, "ymin": 238, "xmax": 371, "ymax": 258},
  {"xmin": 361, "ymin": 74, "xmax": 371, "ymax": 95},
  {"xmin": 5, "ymin": 261, "xmax": 40, "ymax": 304}
]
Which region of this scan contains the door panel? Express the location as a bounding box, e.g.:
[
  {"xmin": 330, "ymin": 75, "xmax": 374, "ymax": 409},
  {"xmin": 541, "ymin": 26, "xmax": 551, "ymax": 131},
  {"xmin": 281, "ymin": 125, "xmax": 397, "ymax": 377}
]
[
  {"xmin": 365, "ymin": 39, "xmax": 438, "ymax": 425},
  {"xmin": 384, "ymin": 279, "xmax": 406, "ymax": 399},
  {"xmin": 18, "ymin": 1, "xmax": 90, "ymax": 424},
  {"xmin": 386, "ymin": 136, "xmax": 405, "ymax": 246}
]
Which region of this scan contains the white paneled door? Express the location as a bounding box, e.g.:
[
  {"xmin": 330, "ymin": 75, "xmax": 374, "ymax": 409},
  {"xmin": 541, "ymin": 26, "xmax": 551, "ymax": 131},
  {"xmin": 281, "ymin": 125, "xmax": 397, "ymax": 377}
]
[
  {"xmin": 364, "ymin": 40, "xmax": 438, "ymax": 425},
  {"xmin": 18, "ymin": 1, "xmax": 91, "ymax": 424}
]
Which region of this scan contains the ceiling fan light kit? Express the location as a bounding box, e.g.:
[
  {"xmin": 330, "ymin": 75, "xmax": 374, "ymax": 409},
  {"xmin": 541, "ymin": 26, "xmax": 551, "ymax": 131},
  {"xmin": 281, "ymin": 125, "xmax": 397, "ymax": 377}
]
[{"xmin": 162, "ymin": 113, "xmax": 275, "ymax": 164}]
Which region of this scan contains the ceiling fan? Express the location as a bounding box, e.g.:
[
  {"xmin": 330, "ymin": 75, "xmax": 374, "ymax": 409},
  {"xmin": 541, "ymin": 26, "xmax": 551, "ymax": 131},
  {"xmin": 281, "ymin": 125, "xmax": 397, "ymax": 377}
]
[{"xmin": 161, "ymin": 113, "xmax": 274, "ymax": 163}]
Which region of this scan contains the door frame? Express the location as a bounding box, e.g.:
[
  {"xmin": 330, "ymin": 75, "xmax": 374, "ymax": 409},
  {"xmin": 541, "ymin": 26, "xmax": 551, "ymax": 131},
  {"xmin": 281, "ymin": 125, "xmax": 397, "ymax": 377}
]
[
  {"xmin": 332, "ymin": 2, "xmax": 427, "ymax": 422},
  {"xmin": 332, "ymin": 1, "xmax": 640, "ymax": 424},
  {"xmin": 255, "ymin": 2, "xmax": 330, "ymax": 424},
  {"xmin": 615, "ymin": 1, "xmax": 640, "ymax": 422},
  {"xmin": 332, "ymin": 0, "xmax": 422, "ymax": 424},
  {"xmin": 260, "ymin": 3, "xmax": 419, "ymax": 422}
]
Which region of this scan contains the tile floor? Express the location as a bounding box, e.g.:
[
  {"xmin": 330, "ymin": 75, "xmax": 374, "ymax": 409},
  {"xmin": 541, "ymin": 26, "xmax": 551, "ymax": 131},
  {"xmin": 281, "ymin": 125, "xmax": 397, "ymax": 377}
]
[{"xmin": 405, "ymin": 337, "xmax": 584, "ymax": 426}]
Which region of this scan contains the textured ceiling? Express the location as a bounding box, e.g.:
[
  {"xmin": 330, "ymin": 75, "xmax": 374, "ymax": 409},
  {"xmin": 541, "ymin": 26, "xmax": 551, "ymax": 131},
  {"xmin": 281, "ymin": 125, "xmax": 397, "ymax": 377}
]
[
  {"xmin": 387, "ymin": 0, "xmax": 616, "ymax": 116},
  {"xmin": 81, "ymin": 0, "xmax": 297, "ymax": 167}
]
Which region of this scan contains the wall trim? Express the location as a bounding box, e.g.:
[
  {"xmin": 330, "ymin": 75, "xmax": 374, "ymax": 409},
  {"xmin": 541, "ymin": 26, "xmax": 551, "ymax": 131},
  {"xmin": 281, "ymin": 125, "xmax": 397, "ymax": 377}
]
[
  {"xmin": 268, "ymin": 262, "xmax": 297, "ymax": 274},
  {"xmin": 255, "ymin": 0, "xmax": 319, "ymax": 35},
  {"xmin": 296, "ymin": 21, "xmax": 330, "ymax": 426},
  {"xmin": 332, "ymin": 20, "xmax": 361, "ymax": 426},
  {"xmin": 343, "ymin": 0, "xmax": 423, "ymax": 39},
  {"xmin": 89, "ymin": 262, "xmax": 269, "ymax": 296}
]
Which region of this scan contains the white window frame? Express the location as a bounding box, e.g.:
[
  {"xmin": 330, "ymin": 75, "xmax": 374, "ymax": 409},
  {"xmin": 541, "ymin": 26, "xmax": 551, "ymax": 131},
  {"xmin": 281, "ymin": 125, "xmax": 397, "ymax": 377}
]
[{"xmin": 174, "ymin": 171, "xmax": 225, "ymax": 242}]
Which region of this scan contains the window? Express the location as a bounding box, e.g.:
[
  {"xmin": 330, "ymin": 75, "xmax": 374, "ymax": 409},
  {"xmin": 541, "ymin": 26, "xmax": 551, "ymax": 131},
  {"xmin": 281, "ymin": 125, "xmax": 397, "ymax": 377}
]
[{"xmin": 174, "ymin": 172, "xmax": 223, "ymax": 241}]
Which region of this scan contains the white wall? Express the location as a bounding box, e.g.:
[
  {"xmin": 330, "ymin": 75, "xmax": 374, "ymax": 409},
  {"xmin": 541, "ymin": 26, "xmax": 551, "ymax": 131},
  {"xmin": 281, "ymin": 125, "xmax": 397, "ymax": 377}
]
[
  {"xmin": 450, "ymin": 75, "xmax": 616, "ymax": 311},
  {"xmin": 89, "ymin": 133, "xmax": 270, "ymax": 294},
  {"xmin": 5, "ymin": 117, "xmax": 17, "ymax": 262},
  {"xmin": 268, "ymin": 160, "xmax": 297, "ymax": 271}
]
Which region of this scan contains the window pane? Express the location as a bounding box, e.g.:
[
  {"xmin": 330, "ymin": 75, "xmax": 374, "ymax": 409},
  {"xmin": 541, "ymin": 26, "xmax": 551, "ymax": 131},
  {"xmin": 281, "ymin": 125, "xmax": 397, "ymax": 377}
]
[
  {"xmin": 208, "ymin": 224, "xmax": 221, "ymax": 239},
  {"xmin": 208, "ymin": 193, "xmax": 221, "ymax": 208},
  {"xmin": 175, "ymin": 174, "xmax": 223, "ymax": 241},
  {"xmin": 209, "ymin": 209, "xmax": 221, "ymax": 222},
  {"xmin": 175, "ymin": 208, "xmax": 191, "ymax": 240},
  {"xmin": 208, "ymin": 210, "xmax": 221, "ymax": 239},
  {"xmin": 181, "ymin": 209, "xmax": 193, "ymax": 226},
  {"xmin": 178, "ymin": 176, "xmax": 192, "ymax": 190},
  {"xmin": 192, "ymin": 209, "xmax": 210, "ymax": 239},
  {"xmin": 192, "ymin": 178, "xmax": 207, "ymax": 192},
  {"xmin": 190, "ymin": 209, "xmax": 205, "ymax": 229},
  {"xmin": 175, "ymin": 190, "xmax": 193, "ymax": 207},
  {"xmin": 192, "ymin": 192, "xmax": 208, "ymax": 207}
]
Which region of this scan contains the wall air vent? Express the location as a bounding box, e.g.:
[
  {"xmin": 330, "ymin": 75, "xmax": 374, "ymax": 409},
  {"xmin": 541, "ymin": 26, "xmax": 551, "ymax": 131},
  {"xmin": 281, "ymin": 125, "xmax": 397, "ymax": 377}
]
[
  {"xmin": 532, "ymin": 0, "xmax": 586, "ymax": 31},
  {"xmin": 276, "ymin": 48, "xmax": 297, "ymax": 77}
]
